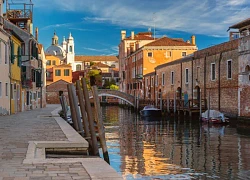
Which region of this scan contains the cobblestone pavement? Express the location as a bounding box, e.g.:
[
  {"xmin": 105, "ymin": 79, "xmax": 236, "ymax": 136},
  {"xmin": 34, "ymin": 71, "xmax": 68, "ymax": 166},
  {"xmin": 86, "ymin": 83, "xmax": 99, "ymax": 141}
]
[{"xmin": 0, "ymin": 105, "xmax": 91, "ymax": 180}]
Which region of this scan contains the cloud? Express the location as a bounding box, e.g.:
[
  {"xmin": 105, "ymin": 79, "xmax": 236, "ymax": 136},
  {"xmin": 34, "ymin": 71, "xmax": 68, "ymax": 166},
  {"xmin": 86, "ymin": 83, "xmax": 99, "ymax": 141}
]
[
  {"xmin": 82, "ymin": 45, "xmax": 118, "ymax": 55},
  {"xmin": 40, "ymin": 23, "xmax": 74, "ymax": 30},
  {"xmin": 33, "ymin": 0, "xmax": 250, "ymax": 36},
  {"xmin": 69, "ymin": 28, "xmax": 96, "ymax": 32}
]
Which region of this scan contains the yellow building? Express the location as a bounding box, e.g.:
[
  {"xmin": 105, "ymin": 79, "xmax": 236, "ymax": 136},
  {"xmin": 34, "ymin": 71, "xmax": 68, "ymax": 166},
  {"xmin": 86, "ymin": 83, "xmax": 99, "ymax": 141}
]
[{"xmin": 10, "ymin": 35, "xmax": 22, "ymax": 114}]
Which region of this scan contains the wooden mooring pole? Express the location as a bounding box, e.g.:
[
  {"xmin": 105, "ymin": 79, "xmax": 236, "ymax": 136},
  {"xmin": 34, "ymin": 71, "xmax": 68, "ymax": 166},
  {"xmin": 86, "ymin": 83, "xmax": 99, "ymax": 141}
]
[
  {"xmin": 67, "ymin": 84, "xmax": 79, "ymax": 132},
  {"xmin": 92, "ymin": 86, "xmax": 110, "ymax": 164},
  {"xmin": 76, "ymin": 81, "xmax": 92, "ymax": 146},
  {"xmin": 69, "ymin": 84, "xmax": 84, "ymax": 136},
  {"xmin": 81, "ymin": 78, "xmax": 99, "ymax": 156}
]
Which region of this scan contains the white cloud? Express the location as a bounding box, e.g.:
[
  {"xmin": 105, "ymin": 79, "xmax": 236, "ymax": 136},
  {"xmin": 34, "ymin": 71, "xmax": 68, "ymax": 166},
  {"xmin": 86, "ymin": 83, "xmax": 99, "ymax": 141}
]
[
  {"xmin": 40, "ymin": 23, "xmax": 74, "ymax": 30},
  {"xmin": 33, "ymin": 0, "xmax": 250, "ymax": 36}
]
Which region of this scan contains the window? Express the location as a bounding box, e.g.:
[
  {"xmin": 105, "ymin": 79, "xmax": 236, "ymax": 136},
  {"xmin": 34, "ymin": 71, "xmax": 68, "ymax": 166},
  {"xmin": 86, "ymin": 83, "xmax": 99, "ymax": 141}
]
[
  {"xmin": 5, "ymin": 44, "xmax": 8, "ymax": 64},
  {"xmin": 156, "ymin": 74, "xmax": 158, "ymax": 86},
  {"xmin": 162, "ymin": 73, "xmax": 165, "ymax": 86},
  {"xmin": 146, "ymin": 78, "xmax": 148, "ymax": 87},
  {"xmin": 211, "ymin": 63, "xmax": 216, "ymax": 80},
  {"xmin": 185, "ymin": 68, "xmax": 189, "ymax": 83},
  {"xmin": 148, "ymin": 52, "xmax": 153, "ymax": 57},
  {"xmin": 227, "ymin": 60, "xmax": 232, "ymax": 79},
  {"xmin": 0, "ymin": 82, "xmax": 2, "ymax": 97},
  {"xmin": 69, "ymin": 46, "xmax": 73, "ymax": 52},
  {"xmin": 46, "ymin": 60, "xmax": 51, "ymax": 65},
  {"xmin": 55, "ymin": 69, "xmax": 61, "ymax": 76},
  {"xmin": 182, "ymin": 52, "xmax": 187, "ymax": 57},
  {"xmin": 10, "ymin": 84, "xmax": 13, "ymax": 99},
  {"xmin": 5, "ymin": 83, "xmax": 8, "ymax": 96},
  {"xmin": 64, "ymin": 69, "xmax": 70, "ymax": 76},
  {"xmin": 196, "ymin": 67, "xmax": 200, "ymax": 82},
  {"xmin": 171, "ymin": 71, "xmax": 174, "ymax": 84},
  {"xmin": 166, "ymin": 51, "xmax": 172, "ymax": 57},
  {"xmin": 52, "ymin": 60, "xmax": 56, "ymax": 65},
  {"xmin": 76, "ymin": 64, "xmax": 81, "ymax": 71},
  {"xmin": 151, "ymin": 77, "xmax": 154, "ymax": 86}
]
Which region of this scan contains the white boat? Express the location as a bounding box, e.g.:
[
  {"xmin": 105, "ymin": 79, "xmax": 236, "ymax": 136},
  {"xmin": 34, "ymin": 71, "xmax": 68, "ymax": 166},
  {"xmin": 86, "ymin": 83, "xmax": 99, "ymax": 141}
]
[
  {"xmin": 201, "ymin": 110, "xmax": 229, "ymax": 124},
  {"xmin": 140, "ymin": 105, "xmax": 162, "ymax": 117}
]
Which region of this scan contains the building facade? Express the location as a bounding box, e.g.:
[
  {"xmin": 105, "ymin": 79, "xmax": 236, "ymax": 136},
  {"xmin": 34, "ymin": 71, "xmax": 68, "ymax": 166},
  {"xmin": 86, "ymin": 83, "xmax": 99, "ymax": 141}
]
[
  {"xmin": 0, "ymin": 2, "xmax": 10, "ymax": 115},
  {"xmin": 118, "ymin": 31, "xmax": 155, "ymax": 93},
  {"xmin": 125, "ymin": 36, "xmax": 198, "ymax": 97},
  {"xmin": 143, "ymin": 18, "xmax": 250, "ymax": 118}
]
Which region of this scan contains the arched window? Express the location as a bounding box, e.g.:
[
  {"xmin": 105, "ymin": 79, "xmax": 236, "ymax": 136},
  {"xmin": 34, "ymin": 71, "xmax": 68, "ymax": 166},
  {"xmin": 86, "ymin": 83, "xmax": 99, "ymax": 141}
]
[
  {"xmin": 69, "ymin": 46, "xmax": 73, "ymax": 52},
  {"xmin": 245, "ymin": 65, "xmax": 250, "ymax": 72},
  {"xmin": 76, "ymin": 64, "xmax": 81, "ymax": 71}
]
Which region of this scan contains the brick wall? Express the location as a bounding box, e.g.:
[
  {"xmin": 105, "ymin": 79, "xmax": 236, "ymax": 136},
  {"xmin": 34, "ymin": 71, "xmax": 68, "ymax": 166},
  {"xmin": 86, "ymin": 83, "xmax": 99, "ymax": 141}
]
[
  {"xmin": 154, "ymin": 40, "xmax": 239, "ymax": 117},
  {"xmin": 46, "ymin": 80, "xmax": 69, "ymax": 104},
  {"xmin": 239, "ymin": 35, "xmax": 250, "ymax": 117}
]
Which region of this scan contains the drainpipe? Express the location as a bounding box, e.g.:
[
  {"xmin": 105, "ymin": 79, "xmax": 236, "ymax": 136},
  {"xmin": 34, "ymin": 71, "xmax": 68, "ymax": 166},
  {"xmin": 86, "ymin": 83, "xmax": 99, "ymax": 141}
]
[
  {"xmin": 180, "ymin": 62, "xmax": 182, "ymax": 99},
  {"xmin": 218, "ymin": 52, "xmax": 223, "ymax": 111}
]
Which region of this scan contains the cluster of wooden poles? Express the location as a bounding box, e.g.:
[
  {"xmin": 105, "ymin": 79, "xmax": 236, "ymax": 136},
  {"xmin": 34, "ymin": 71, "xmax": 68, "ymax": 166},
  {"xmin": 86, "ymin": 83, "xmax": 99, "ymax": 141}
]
[{"xmin": 60, "ymin": 78, "xmax": 109, "ymax": 164}]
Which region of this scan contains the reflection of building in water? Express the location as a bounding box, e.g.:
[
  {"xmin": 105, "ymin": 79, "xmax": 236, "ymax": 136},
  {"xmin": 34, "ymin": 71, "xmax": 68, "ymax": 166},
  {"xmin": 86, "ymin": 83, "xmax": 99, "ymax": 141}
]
[{"xmin": 117, "ymin": 116, "xmax": 250, "ymax": 179}]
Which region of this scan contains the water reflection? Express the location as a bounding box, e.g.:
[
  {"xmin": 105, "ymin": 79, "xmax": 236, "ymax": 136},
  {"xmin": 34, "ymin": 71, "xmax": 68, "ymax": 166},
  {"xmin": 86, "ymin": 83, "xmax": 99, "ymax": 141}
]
[{"xmin": 101, "ymin": 106, "xmax": 250, "ymax": 179}]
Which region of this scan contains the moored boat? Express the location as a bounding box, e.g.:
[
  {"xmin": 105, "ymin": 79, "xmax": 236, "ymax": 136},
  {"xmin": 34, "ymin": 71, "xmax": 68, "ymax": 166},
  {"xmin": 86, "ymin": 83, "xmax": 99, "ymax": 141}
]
[
  {"xmin": 201, "ymin": 110, "xmax": 229, "ymax": 124},
  {"xmin": 140, "ymin": 105, "xmax": 162, "ymax": 117}
]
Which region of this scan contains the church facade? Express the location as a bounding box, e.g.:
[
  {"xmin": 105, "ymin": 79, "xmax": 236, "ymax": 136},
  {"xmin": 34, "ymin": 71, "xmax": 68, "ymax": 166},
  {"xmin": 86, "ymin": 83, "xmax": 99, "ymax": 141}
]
[{"xmin": 46, "ymin": 32, "xmax": 75, "ymax": 69}]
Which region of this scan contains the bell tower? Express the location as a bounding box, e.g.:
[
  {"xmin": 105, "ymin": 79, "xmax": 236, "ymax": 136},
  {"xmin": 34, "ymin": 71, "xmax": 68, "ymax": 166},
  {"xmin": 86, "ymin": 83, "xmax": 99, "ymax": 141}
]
[{"xmin": 66, "ymin": 32, "xmax": 75, "ymax": 67}]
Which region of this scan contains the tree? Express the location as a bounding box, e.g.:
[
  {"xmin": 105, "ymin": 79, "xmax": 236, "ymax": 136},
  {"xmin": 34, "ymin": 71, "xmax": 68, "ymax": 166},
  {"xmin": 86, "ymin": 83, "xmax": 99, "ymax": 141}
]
[{"xmin": 110, "ymin": 84, "xmax": 119, "ymax": 90}]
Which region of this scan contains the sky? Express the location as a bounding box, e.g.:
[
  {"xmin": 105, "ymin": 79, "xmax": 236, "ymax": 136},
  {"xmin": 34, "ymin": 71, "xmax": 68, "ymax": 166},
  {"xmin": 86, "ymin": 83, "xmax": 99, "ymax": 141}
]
[{"xmin": 5, "ymin": 0, "xmax": 250, "ymax": 56}]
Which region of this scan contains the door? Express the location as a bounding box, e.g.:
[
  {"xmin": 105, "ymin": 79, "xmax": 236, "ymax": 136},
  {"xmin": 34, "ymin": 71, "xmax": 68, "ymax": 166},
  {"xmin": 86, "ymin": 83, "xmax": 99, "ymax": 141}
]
[{"xmin": 22, "ymin": 91, "xmax": 24, "ymax": 111}]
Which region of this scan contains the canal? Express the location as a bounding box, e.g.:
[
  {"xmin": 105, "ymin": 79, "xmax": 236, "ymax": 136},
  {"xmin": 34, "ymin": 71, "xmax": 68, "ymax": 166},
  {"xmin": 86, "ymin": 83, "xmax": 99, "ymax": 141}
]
[{"xmin": 100, "ymin": 106, "xmax": 250, "ymax": 180}]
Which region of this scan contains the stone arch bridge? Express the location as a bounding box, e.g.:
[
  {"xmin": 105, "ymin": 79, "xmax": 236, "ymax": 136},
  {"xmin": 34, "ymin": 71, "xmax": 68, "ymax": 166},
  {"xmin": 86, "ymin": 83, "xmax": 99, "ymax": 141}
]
[{"xmin": 89, "ymin": 89, "xmax": 135, "ymax": 107}]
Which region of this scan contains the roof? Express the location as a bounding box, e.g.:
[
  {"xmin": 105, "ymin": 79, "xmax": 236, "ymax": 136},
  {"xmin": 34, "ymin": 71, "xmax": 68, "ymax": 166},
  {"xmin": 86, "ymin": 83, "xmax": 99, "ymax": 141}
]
[
  {"xmin": 124, "ymin": 34, "xmax": 155, "ymax": 40},
  {"xmin": 92, "ymin": 62, "xmax": 110, "ymax": 68},
  {"xmin": 54, "ymin": 64, "xmax": 72, "ymax": 68},
  {"xmin": 229, "ymin": 18, "xmax": 250, "ymax": 29},
  {"xmin": 75, "ymin": 56, "xmax": 118, "ymax": 62},
  {"xmin": 144, "ymin": 37, "xmax": 195, "ymax": 47}
]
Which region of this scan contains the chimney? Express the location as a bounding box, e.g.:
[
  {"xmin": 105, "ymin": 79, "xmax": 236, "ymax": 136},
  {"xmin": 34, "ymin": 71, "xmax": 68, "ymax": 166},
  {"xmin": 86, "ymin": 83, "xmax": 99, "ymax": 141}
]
[
  {"xmin": 121, "ymin": 30, "xmax": 126, "ymax": 40},
  {"xmin": 191, "ymin": 35, "xmax": 195, "ymax": 45},
  {"xmin": 35, "ymin": 27, "xmax": 39, "ymax": 41},
  {"xmin": 131, "ymin": 31, "xmax": 134, "ymax": 39}
]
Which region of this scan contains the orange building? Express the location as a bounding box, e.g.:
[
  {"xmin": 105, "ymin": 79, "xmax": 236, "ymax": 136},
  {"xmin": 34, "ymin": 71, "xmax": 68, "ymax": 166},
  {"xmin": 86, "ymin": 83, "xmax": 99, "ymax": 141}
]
[
  {"xmin": 125, "ymin": 36, "xmax": 198, "ymax": 97},
  {"xmin": 46, "ymin": 55, "xmax": 72, "ymax": 85}
]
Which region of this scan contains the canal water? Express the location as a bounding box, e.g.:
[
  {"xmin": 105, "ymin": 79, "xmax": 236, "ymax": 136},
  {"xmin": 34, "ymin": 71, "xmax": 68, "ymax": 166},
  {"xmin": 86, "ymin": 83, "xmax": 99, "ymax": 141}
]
[{"xmin": 100, "ymin": 106, "xmax": 250, "ymax": 180}]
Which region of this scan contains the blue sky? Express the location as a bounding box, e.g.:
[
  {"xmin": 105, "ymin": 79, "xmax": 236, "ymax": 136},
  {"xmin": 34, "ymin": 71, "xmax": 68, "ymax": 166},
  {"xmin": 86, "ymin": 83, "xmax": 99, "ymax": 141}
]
[{"xmin": 6, "ymin": 0, "xmax": 250, "ymax": 55}]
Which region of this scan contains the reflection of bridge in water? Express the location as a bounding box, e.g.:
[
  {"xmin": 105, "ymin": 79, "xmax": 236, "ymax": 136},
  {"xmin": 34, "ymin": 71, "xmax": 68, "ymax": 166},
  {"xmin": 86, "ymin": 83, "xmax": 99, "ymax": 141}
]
[
  {"xmin": 89, "ymin": 89, "xmax": 136, "ymax": 106},
  {"xmin": 89, "ymin": 89, "xmax": 207, "ymax": 115}
]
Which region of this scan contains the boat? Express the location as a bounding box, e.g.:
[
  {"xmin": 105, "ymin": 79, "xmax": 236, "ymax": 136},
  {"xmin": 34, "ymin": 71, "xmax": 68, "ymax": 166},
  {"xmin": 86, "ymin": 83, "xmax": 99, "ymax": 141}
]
[
  {"xmin": 201, "ymin": 110, "xmax": 229, "ymax": 124},
  {"xmin": 140, "ymin": 105, "xmax": 162, "ymax": 117}
]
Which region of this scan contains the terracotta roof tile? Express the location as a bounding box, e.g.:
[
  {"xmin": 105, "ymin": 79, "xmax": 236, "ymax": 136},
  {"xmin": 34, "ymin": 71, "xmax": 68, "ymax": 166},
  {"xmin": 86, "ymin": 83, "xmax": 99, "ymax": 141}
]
[
  {"xmin": 92, "ymin": 62, "xmax": 110, "ymax": 68},
  {"xmin": 75, "ymin": 56, "xmax": 118, "ymax": 62},
  {"xmin": 125, "ymin": 34, "xmax": 155, "ymax": 40},
  {"xmin": 144, "ymin": 37, "xmax": 195, "ymax": 47},
  {"xmin": 54, "ymin": 64, "xmax": 72, "ymax": 68}
]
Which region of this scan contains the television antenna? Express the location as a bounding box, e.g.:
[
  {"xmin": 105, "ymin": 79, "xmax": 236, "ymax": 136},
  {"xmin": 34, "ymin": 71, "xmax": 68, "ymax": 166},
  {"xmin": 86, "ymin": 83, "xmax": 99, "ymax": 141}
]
[{"xmin": 153, "ymin": 12, "xmax": 156, "ymax": 40}]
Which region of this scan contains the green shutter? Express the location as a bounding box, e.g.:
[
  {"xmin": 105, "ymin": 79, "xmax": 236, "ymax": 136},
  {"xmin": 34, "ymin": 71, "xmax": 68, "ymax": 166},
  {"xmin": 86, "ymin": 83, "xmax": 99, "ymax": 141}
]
[
  {"xmin": 11, "ymin": 41, "xmax": 14, "ymax": 64},
  {"xmin": 36, "ymin": 71, "xmax": 42, "ymax": 87},
  {"xmin": 17, "ymin": 46, "xmax": 22, "ymax": 67}
]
